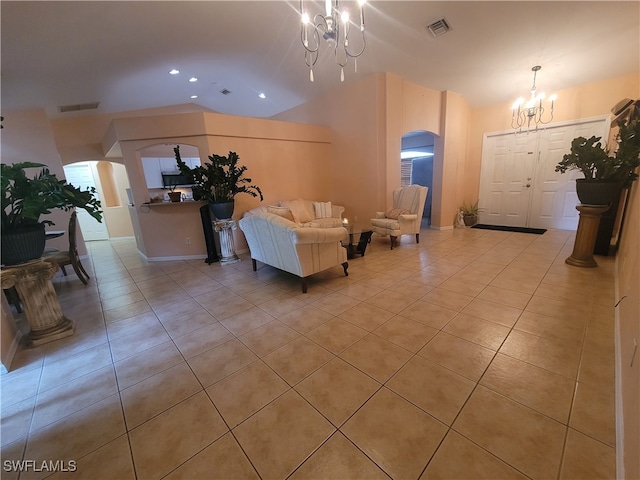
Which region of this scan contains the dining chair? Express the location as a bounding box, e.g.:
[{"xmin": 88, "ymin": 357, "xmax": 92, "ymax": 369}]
[{"xmin": 43, "ymin": 211, "xmax": 91, "ymax": 285}]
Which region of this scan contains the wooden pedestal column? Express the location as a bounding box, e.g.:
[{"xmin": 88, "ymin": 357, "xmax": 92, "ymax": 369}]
[
  {"xmin": 214, "ymin": 220, "xmax": 240, "ymax": 265},
  {"xmin": 565, "ymin": 205, "xmax": 610, "ymax": 268},
  {"xmin": 1, "ymin": 258, "xmax": 74, "ymax": 346}
]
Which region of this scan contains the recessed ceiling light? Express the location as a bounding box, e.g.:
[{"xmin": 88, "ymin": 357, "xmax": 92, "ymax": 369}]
[
  {"xmin": 189, "ymin": 77, "xmax": 198, "ymax": 83},
  {"xmin": 258, "ymin": 93, "xmax": 266, "ymax": 99},
  {"xmin": 169, "ymin": 69, "xmax": 180, "ymax": 75},
  {"xmin": 190, "ymin": 95, "xmax": 198, "ymax": 99}
]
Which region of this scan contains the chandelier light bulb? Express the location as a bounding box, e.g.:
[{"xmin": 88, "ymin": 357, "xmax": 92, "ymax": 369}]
[
  {"xmin": 549, "ymin": 94, "xmax": 558, "ymax": 102},
  {"xmin": 325, "ymin": 0, "xmax": 332, "ymax": 16},
  {"xmin": 512, "ymin": 98, "xmax": 524, "ymax": 110},
  {"xmin": 301, "ymin": 12, "xmax": 310, "ymax": 24},
  {"xmin": 341, "ymin": 11, "xmax": 350, "ymax": 23}
]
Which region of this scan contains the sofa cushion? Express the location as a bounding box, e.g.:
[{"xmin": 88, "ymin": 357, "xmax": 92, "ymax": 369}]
[
  {"xmin": 281, "ymin": 199, "xmax": 313, "ymax": 224},
  {"xmin": 267, "ymin": 205, "xmax": 295, "ymax": 222},
  {"xmin": 313, "ymin": 201, "xmax": 333, "ymax": 219},
  {"xmin": 305, "ymin": 217, "xmax": 345, "ymax": 228}
]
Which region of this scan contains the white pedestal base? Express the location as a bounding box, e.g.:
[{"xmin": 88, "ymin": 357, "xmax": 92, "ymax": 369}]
[{"xmin": 214, "ymin": 220, "xmax": 240, "ymax": 265}]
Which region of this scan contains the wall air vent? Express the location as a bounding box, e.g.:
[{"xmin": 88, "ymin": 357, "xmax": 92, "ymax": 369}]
[
  {"xmin": 58, "ymin": 102, "xmax": 100, "ymax": 113},
  {"xmin": 220, "ymin": 88, "xmax": 232, "ymax": 95},
  {"xmin": 426, "ymin": 18, "xmax": 451, "ymax": 38}
]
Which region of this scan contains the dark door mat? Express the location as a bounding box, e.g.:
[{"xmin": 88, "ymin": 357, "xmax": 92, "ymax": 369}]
[{"xmin": 471, "ymin": 224, "xmax": 547, "ymax": 235}]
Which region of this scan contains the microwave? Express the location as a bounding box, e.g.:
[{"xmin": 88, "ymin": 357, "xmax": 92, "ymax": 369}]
[{"xmin": 161, "ymin": 172, "xmax": 192, "ymax": 188}]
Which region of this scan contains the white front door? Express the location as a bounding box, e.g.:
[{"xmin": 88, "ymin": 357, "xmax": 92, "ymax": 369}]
[
  {"xmin": 479, "ymin": 116, "xmax": 609, "ymax": 230},
  {"xmin": 63, "ymin": 163, "xmax": 110, "ymax": 241},
  {"xmin": 479, "ymin": 132, "xmax": 537, "ymax": 227},
  {"xmin": 529, "ymin": 118, "xmax": 609, "ymax": 230}
]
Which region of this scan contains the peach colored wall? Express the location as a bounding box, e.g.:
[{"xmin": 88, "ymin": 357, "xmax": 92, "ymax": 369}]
[
  {"xmin": 616, "ymin": 179, "xmax": 640, "ymax": 480},
  {"xmin": 435, "ymin": 91, "xmax": 471, "ymax": 227},
  {"xmin": 276, "ymin": 73, "xmax": 384, "ymax": 225},
  {"xmin": 275, "ymin": 73, "xmax": 446, "ymax": 226},
  {"xmin": 111, "ymin": 112, "xmax": 332, "ymax": 259},
  {"xmin": 401, "ymin": 79, "xmax": 442, "ymax": 137}
]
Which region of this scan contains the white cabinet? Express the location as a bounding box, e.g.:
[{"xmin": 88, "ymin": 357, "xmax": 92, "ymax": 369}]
[
  {"xmin": 159, "ymin": 157, "xmax": 179, "ymax": 173},
  {"xmin": 142, "ymin": 157, "xmax": 201, "ymax": 189},
  {"xmin": 142, "ymin": 157, "xmax": 162, "ymax": 188}
]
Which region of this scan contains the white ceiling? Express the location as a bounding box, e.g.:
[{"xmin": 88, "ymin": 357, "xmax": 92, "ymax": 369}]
[{"xmin": 2, "ymin": 1, "xmax": 638, "ymax": 120}]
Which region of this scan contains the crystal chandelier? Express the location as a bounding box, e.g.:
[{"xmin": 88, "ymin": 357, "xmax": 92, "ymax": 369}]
[
  {"xmin": 511, "ymin": 66, "xmax": 557, "ymax": 132},
  {"xmin": 300, "ymin": 0, "xmax": 367, "ymax": 82}
]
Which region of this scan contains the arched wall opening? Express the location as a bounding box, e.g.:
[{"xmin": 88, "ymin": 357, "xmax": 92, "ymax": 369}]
[{"xmin": 401, "ymin": 130, "xmax": 435, "ymax": 226}]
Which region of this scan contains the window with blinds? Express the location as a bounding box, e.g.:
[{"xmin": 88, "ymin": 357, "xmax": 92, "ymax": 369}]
[{"xmin": 401, "ymin": 159, "xmax": 413, "ymax": 187}]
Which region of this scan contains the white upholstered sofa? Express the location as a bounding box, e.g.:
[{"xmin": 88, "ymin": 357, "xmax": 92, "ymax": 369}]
[{"xmin": 239, "ymin": 200, "xmax": 349, "ymax": 293}]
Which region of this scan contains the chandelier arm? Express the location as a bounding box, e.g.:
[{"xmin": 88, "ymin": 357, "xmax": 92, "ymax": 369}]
[
  {"xmin": 304, "ymin": 49, "xmax": 319, "ymax": 68},
  {"xmin": 301, "ymin": 25, "xmax": 320, "ymax": 54},
  {"xmin": 345, "ymin": 30, "xmax": 366, "ymax": 58}
]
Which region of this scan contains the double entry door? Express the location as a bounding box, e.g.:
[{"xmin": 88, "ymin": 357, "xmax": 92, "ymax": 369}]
[{"xmin": 478, "ymin": 117, "xmax": 609, "ymax": 230}]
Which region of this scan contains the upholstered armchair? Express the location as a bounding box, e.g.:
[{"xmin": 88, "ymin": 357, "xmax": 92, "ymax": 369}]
[{"xmin": 371, "ymin": 184, "xmax": 429, "ymax": 249}]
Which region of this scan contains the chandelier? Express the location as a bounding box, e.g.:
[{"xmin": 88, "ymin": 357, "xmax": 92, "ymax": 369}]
[
  {"xmin": 511, "ymin": 66, "xmax": 557, "ymax": 132},
  {"xmin": 300, "ymin": 0, "xmax": 367, "ymax": 82}
]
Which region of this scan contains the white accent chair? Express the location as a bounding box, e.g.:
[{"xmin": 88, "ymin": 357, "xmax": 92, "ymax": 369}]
[{"xmin": 371, "ymin": 184, "xmax": 429, "ymax": 249}]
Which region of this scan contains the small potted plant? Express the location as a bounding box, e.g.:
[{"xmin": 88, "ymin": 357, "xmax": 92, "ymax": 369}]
[
  {"xmin": 555, "ymin": 118, "xmax": 640, "ymax": 205},
  {"xmin": 165, "ymin": 178, "xmax": 182, "ymax": 203},
  {"xmin": 174, "ymin": 146, "xmax": 263, "ymax": 219},
  {"xmin": 459, "ymin": 200, "xmax": 479, "ymax": 226},
  {"xmin": 1, "ymin": 162, "xmax": 103, "ymax": 265}
]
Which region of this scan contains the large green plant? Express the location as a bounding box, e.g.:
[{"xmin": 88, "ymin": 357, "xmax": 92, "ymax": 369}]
[
  {"xmin": 1, "ymin": 162, "xmax": 103, "ymax": 230},
  {"xmin": 555, "ymin": 119, "xmax": 640, "ymax": 187},
  {"xmin": 174, "ymin": 146, "xmax": 263, "ymax": 203}
]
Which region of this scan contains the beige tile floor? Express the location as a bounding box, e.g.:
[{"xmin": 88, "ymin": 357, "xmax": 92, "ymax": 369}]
[{"xmin": 1, "ymin": 227, "xmax": 617, "ymax": 480}]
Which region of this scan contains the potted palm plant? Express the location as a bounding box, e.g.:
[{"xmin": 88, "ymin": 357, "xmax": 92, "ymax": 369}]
[
  {"xmin": 173, "ymin": 146, "xmax": 263, "ymax": 219},
  {"xmin": 555, "ymin": 118, "xmax": 640, "ymax": 205},
  {"xmin": 1, "ymin": 162, "xmax": 103, "ymax": 265},
  {"xmin": 459, "ymin": 200, "xmax": 479, "ymax": 226}
]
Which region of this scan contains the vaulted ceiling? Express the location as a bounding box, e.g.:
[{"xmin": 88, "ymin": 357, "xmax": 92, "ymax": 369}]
[{"xmin": 2, "ymin": 1, "xmax": 638, "ymax": 120}]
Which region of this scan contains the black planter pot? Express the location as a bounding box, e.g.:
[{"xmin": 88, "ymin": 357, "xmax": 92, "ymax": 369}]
[
  {"xmin": 575, "ymin": 179, "xmax": 623, "ymax": 206},
  {"xmin": 209, "ymin": 201, "xmax": 235, "ymax": 220},
  {"xmin": 1, "ymin": 223, "xmax": 46, "ymax": 266}
]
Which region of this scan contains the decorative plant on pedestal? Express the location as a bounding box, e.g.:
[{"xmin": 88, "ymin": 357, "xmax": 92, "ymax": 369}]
[
  {"xmin": 174, "ymin": 146, "xmax": 263, "ymax": 219},
  {"xmin": 1, "ymin": 162, "xmax": 103, "ymax": 265},
  {"xmin": 555, "ymin": 118, "xmax": 640, "ymax": 205}
]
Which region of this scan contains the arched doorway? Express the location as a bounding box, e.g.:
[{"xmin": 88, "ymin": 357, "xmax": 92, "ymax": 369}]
[
  {"xmin": 63, "ymin": 161, "xmax": 134, "ymax": 240},
  {"xmin": 401, "ymin": 130, "xmax": 434, "ymax": 225}
]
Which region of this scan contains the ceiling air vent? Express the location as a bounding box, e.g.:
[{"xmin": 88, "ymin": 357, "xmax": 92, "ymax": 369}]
[
  {"xmin": 220, "ymin": 88, "xmax": 232, "ymax": 95},
  {"xmin": 426, "ymin": 18, "xmax": 451, "ymax": 38},
  {"xmin": 58, "ymin": 102, "xmax": 100, "ymax": 113}
]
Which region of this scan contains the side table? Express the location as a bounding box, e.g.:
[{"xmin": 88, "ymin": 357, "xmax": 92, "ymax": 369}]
[
  {"xmin": 214, "ymin": 220, "xmax": 240, "ymax": 264},
  {"xmin": 1, "ymin": 258, "xmax": 74, "ymax": 347}
]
